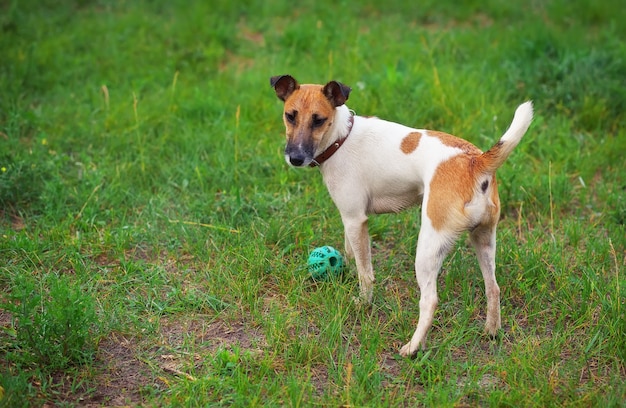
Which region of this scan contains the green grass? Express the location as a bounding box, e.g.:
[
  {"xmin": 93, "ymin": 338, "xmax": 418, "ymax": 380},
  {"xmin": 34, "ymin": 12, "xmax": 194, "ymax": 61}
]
[{"xmin": 1, "ymin": 0, "xmax": 625, "ymax": 406}]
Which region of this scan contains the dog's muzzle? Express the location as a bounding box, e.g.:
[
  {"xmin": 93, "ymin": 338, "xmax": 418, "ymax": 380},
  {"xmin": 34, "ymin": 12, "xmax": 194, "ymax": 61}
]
[{"xmin": 285, "ymin": 143, "xmax": 314, "ymax": 167}]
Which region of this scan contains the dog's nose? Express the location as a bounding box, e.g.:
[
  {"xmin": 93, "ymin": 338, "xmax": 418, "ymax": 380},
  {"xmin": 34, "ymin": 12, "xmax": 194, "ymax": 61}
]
[
  {"xmin": 289, "ymin": 155, "xmax": 306, "ymax": 167},
  {"xmin": 285, "ymin": 142, "xmax": 312, "ymax": 167}
]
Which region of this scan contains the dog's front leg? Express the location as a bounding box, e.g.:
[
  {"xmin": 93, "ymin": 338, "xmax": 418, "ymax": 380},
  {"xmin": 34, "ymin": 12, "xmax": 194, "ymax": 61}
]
[
  {"xmin": 342, "ymin": 215, "xmax": 375, "ymax": 303},
  {"xmin": 344, "ymin": 230, "xmax": 354, "ymax": 260}
]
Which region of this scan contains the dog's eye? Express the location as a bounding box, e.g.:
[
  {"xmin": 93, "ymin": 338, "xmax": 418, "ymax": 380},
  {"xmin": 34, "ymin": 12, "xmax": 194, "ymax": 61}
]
[
  {"xmin": 311, "ymin": 115, "xmax": 327, "ymax": 128},
  {"xmin": 285, "ymin": 111, "xmax": 297, "ymax": 124}
]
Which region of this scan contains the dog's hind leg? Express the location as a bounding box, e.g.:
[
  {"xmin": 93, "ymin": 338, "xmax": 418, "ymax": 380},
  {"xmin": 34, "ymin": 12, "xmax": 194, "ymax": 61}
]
[
  {"xmin": 470, "ymin": 225, "xmax": 501, "ymax": 336},
  {"xmin": 400, "ymin": 223, "xmax": 456, "ymax": 357}
]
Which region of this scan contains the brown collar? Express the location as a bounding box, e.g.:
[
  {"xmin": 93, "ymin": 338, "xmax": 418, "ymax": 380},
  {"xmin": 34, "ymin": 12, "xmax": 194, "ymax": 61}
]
[{"xmin": 309, "ymin": 114, "xmax": 355, "ymax": 167}]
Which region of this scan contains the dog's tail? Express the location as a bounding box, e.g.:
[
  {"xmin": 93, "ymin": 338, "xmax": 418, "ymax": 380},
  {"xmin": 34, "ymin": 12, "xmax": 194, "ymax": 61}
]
[{"xmin": 479, "ymin": 101, "xmax": 533, "ymax": 174}]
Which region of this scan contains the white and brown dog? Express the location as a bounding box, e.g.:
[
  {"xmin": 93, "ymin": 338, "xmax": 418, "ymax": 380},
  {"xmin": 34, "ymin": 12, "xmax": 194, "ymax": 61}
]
[{"xmin": 270, "ymin": 74, "xmax": 533, "ymax": 357}]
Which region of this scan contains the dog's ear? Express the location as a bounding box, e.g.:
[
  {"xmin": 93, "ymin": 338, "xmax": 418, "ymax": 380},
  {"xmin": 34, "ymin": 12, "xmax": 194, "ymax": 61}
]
[
  {"xmin": 322, "ymin": 80, "xmax": 351, "ymax": 107},
  {"xmin": 270, "ymin": 75, "xmax": 299, "ymax": 101}
]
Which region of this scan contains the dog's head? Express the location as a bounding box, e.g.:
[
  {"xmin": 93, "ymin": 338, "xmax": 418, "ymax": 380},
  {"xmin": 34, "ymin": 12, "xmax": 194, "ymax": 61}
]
[{"xmin": 270, "ymin": 75, "xmax": 351, "ymax": 167}]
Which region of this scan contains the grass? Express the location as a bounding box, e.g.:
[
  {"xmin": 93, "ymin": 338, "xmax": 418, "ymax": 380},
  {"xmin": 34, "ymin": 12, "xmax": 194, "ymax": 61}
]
[{"xmin": 1, "ymin": 0, "xmax": 625, "ymax": 406}]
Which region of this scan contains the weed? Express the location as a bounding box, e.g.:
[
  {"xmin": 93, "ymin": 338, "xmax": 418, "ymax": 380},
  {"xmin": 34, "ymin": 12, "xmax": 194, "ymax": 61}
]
[{"xmin": 2, "ymin": 273, "xmax": 99, "ymax": 370}]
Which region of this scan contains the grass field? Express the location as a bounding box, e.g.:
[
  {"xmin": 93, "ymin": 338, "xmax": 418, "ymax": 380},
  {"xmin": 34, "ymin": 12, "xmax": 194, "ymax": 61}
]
[{"xmin": 1, "ymin": 0, "xmax": 625, "ymax": 406}]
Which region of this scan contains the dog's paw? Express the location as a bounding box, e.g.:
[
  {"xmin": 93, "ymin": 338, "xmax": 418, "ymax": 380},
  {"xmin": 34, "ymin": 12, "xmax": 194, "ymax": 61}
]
[
  {"xmin": 399, "ymin": 340, "xmax": 426, "ymax": 358},
  {"xmin": 399, "ymin": 342, "xmax": 416, "ymax": 358},
  {"xmin": 484, "ymin": 318, "xmax": 501, "ymax": 338},
  {"xmin": 351, "ymin": 295, "xmax": 372, "ymax": 309},
  {"xmin": 360, "ymin": 288, "xmax": 374, "ymax": 304},
  {"xmin": 484, "ymin": 325, "xmax": 502, "ymax": 339}
]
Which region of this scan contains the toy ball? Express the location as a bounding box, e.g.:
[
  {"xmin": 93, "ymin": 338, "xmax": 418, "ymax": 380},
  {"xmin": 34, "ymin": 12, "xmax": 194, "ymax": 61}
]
[{"xmin": 307, "ymin": 246, "xmax": 345, "ymax": 281}]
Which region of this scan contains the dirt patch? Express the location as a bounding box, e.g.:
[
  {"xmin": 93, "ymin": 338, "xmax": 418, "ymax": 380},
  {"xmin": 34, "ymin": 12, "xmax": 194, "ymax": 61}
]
[
  {"xmin": 0, "ymin": 294, "xmax": 266, "ymax": 405},
  {"xmin": 159, "ymin": 316, "xmax": 267, "ymax": 352},
  {"xmin": 3, "ymin": 332, "xmax": 159, "ymax": 407},
  {"xmin": 0, "ymin": 308, "xmax": 12, "ymax": 326},
  {"xmin": 80, "ymin": 333, "xmax": 157, "ymax": 407},
  {"xmin": 0, "ymin": 210, "xmax": 26, "ymax": 231},
  {"xmin": 132, "ymin": 316, "xmax": 270, "ymax": 384},
  {"xmin": 28, "ymin": 317, "xmax": 267, "ymax": 406}
]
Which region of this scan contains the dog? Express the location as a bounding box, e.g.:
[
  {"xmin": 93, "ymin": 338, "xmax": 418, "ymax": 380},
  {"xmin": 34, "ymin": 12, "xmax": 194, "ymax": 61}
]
[{"xmin": 270, "ymin": 74, "xmax": 533, "ymax": 357}]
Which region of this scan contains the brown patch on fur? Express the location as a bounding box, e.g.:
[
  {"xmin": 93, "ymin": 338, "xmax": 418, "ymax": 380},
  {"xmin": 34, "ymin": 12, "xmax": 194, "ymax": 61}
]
[
  {"xmin": 427, "ymin": 153, "xmax": 481, "ymax": 231},
  {"xmin": 400, "ymin": 131, "xmax": 422, "ymax": 154},
  {"xmin": 476, "ymin": 140, "xmax": 512, "ymax": 174},
  {"xmin": 428, "ymin": 130, "xmax": 482, "ymax": 154}
]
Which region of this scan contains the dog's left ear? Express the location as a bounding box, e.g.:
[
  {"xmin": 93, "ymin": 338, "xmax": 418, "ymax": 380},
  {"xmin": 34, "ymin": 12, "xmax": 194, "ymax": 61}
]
[{"xmin": 323, "ymin": 80, "xmax": 351, "ymax": 107}]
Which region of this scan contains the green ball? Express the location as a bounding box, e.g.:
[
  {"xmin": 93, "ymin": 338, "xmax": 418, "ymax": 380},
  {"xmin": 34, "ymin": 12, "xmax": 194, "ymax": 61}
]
[{"xmin": 307, "ymin": 246, "xmax": 345, "ymax": 281}]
